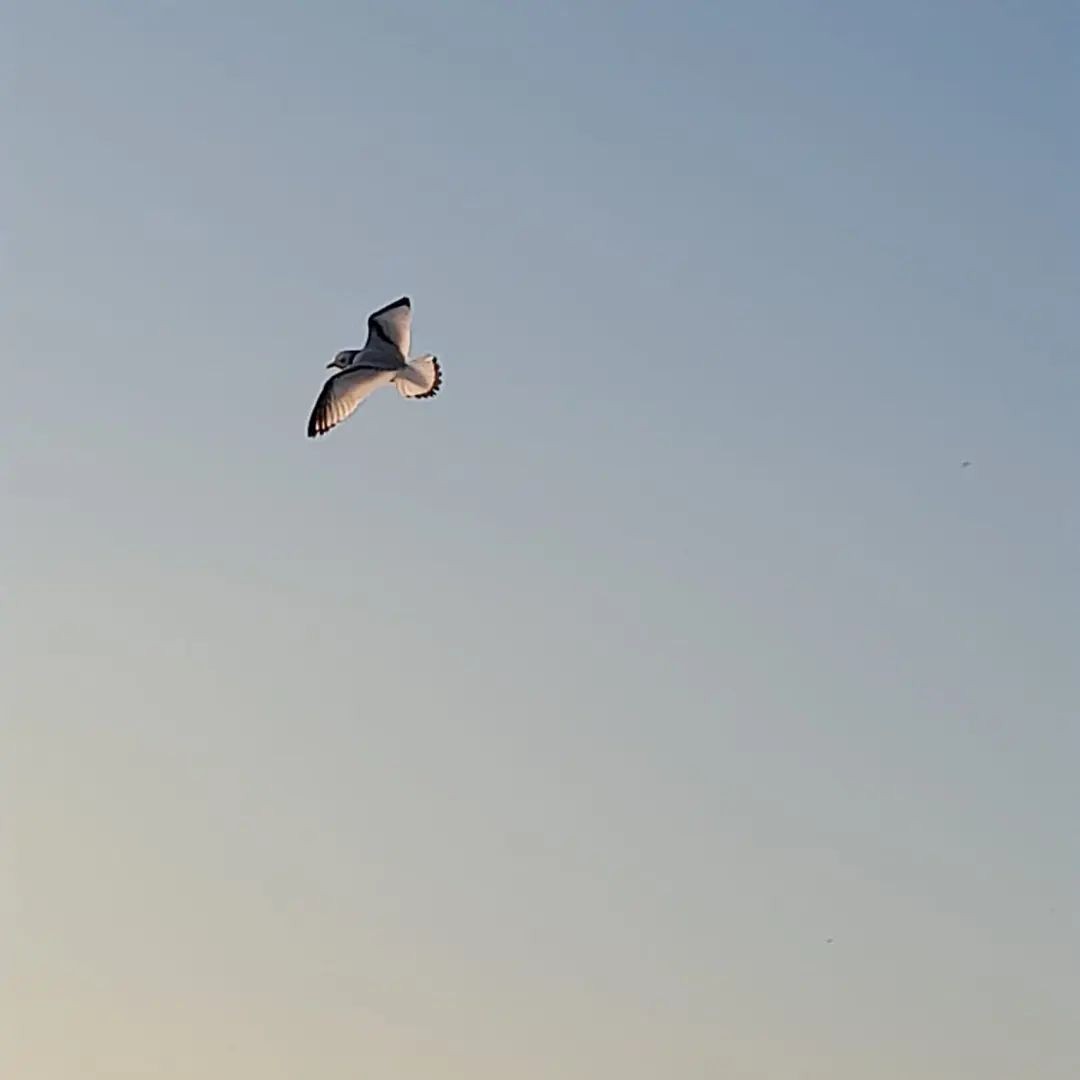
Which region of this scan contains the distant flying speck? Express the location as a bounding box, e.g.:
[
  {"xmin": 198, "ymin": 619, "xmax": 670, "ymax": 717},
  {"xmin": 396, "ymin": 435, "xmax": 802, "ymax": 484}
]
[
  {"xmin": 307, "ymin": 296, "xmax": 441, "ymax": 438},
  {"xmin": 961, "ymin": 461, "xmax": 972, "ymax": 468}
]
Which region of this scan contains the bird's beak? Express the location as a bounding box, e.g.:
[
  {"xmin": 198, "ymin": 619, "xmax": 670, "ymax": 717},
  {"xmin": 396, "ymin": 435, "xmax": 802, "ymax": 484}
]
[{"xmin": 326, "ymin": 361, "xmax": 336, "ymax": 369}]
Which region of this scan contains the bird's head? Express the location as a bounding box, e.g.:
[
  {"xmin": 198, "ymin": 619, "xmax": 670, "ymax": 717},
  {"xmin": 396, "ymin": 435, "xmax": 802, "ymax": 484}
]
[{"xmin": 328, "ymin": 350, "xmax": 355, "ymax": 370}]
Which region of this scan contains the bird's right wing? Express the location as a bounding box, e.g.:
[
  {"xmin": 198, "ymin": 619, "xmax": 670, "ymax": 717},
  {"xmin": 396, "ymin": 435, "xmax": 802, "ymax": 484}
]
[
  {"xmin": 362, "ymin": 296, "xmax": 412, "ymax": 361},
  {"xmin": 307, "ymin": 365, "xmax": 397, "ymax": 437}
]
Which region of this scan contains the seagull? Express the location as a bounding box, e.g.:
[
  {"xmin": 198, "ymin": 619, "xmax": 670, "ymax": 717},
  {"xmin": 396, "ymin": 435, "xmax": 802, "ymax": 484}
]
[{"xmin": 307, "ymin": 296, "xmax": 441, "ymax": 438}]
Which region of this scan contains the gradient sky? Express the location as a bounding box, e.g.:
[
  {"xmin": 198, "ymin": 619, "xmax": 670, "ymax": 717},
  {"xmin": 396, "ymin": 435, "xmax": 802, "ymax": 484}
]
[{"xmin": 4, "ymin": 2, "xmax": 1079, "ymax": 1077}]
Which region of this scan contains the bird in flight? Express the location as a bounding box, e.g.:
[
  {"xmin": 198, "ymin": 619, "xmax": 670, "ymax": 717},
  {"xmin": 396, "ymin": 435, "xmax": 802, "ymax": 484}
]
[
  {"xmin": 307, "ymin": 296, "xmax": 441, "ymax": 438},
  {"xmin": 960, "ymin": 460, "xmax": 972, "ymax": 468}
]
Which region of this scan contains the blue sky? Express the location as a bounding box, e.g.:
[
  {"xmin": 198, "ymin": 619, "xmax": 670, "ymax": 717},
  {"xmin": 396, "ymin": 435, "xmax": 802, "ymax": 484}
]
[{"xmin": 4, "ymin": 3, "xmax": 1079, "ymax": 1077}]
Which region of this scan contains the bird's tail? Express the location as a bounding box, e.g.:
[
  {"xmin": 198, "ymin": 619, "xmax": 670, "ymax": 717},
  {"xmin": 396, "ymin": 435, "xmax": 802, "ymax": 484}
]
[{"xmin": 395, "ymin": 354, "xmax": 442, "ymax": 399}]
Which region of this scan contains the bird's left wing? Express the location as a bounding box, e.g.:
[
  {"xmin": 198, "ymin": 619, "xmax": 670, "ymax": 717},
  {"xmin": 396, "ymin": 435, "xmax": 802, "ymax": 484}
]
[
  {"xmin": 307, "ymin": 365, "xmax": 397, "ymax": 437},
  {"xmin": 362, "ymin": 296, "xmax": 411, "ymax": 361}
]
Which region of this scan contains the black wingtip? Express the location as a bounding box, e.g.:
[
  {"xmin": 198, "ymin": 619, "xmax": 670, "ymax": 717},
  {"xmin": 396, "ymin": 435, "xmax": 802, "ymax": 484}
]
[
  {"xmin": 369, "ymin": 295, "xmax": 411, "ymax": 319},
  {"xmin": 307, "ymin": 378, "xmax": 336, "ymax": 438}
]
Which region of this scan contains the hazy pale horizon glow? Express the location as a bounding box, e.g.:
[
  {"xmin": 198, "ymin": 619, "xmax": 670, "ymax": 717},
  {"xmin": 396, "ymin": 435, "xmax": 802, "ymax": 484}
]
[{"xmin": 5, "ymin": 2, "xmax": 1078, "ymax": 1078}]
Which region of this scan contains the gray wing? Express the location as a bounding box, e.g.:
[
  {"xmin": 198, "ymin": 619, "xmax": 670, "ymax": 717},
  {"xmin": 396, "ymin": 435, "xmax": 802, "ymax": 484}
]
[
  {"xmin": 361, "ymin": 296, "xmax": 412, "ymax": 362},
  {"xmin": 307, "ymin": 365, "xmax": 397, "ymax": 437}
]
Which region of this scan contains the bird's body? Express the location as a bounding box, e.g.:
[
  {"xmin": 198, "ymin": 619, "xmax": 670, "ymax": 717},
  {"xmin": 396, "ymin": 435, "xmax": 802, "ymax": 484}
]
[{"xmin": 307, "ymin": 296, "xmax": 441, "ymax": 438}]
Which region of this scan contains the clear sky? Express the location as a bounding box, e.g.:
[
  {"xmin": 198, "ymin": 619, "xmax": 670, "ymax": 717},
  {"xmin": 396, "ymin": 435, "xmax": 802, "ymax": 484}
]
[{"xmin": 4, "ymin": 2, "xmax": 1079, "ymax": 1077}]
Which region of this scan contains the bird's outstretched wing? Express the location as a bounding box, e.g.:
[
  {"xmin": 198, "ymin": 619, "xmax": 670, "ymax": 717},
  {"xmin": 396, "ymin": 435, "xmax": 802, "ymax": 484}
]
[
  {"xmin": 307, "ymin": 365, "xmax": 397, "ymax": 437},
  {"xmin": 362, "ymin": 296, "xmax": 412, "ymax": 362}
]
